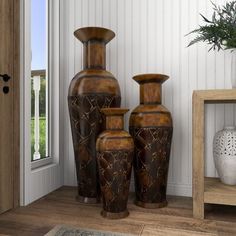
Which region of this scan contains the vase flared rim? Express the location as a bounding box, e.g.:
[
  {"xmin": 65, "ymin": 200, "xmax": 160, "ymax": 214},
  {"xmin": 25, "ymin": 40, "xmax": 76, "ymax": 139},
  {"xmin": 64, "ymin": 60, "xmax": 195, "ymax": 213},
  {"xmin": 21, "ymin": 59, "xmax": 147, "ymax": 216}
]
[
  {"xmin": 74, "ymin": 27, "xmax": 115, "ymax": 44},
  {"xmin": 101, "ymin": 108, "xmax": 129, "ymax": 116},
  {"xmin": 133, "ymin": 73, "xmax": 169, "ymax": 84}
]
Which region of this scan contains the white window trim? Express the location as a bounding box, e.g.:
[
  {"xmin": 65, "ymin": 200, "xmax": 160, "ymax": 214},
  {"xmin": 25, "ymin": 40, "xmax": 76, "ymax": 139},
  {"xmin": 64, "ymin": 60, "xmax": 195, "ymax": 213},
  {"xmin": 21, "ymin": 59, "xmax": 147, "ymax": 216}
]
[
  {"xmin": 31, "ymin": 0, "xmax": 56, "ymax": 169},
  {"xmin": 20, "ymin": 0, "xmax": 63, "ymax": 206}
]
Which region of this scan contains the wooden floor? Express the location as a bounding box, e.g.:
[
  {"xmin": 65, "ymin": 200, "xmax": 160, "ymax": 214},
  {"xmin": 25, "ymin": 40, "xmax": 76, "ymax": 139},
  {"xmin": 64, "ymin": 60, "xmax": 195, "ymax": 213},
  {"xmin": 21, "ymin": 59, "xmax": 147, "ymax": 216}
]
[{"xmin": 1, "ymin": 187, "xmax": 236, "ymax": 235}]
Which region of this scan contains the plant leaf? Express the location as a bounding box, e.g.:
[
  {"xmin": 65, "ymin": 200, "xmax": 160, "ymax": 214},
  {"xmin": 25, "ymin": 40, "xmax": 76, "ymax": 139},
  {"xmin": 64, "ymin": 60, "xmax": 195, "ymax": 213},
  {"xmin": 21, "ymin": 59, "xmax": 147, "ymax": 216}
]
[{"xmin": 200, "ymin": 13, "xmax": 212, "ymax": 23}]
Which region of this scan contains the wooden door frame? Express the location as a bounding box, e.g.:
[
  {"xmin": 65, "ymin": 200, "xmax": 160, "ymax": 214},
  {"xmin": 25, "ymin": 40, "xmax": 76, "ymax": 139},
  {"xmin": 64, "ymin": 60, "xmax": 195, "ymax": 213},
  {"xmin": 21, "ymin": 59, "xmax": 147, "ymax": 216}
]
[{"xmin": 13, "ymin": 0, "xmax": 20, "ymax": 208}]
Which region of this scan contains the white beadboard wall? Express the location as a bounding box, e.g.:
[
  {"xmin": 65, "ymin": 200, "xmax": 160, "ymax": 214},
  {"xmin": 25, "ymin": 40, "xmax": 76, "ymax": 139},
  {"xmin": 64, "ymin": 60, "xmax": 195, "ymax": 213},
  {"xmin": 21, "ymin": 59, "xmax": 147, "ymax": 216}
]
[{"xmin": 60, "ymin": 0, "xmax": 236, "ymax": 197}]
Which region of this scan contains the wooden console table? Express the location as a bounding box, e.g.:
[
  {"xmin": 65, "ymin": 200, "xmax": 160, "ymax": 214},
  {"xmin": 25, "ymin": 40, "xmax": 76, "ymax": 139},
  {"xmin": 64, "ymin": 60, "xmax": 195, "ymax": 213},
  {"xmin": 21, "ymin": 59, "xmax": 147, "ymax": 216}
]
[{"xmin": 192, "ymin": 89, "xmax": 236, "ymax": 219}]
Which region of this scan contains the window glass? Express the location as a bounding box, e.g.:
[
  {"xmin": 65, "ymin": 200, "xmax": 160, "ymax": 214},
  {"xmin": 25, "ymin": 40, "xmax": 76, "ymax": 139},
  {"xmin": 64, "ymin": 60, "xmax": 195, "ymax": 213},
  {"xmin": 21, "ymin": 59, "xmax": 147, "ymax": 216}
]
[{"xmin": 31, "ymin": 0, "xmax": 49, "ymax": 161}]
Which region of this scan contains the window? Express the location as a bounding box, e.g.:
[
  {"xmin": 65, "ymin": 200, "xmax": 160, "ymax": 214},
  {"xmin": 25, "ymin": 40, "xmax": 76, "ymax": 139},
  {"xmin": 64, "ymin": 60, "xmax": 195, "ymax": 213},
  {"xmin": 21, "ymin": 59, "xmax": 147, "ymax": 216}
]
[
  {"xmin": 31, "ymin": 0, "xmax": 50, "ymax": 165},
  {"xmin": 21, "ymin": 0, "xmax": 61, "ymax": 205}
]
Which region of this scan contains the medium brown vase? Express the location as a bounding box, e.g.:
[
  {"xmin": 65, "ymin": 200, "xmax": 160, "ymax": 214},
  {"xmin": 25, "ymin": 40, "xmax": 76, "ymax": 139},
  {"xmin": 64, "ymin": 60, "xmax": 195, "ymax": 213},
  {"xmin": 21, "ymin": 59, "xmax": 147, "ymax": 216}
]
[
  {"xmin": 129, "ymin": 74, "xmax": 173, "ymax": 208},
  {"xmin": 68, "ymin": 27, "xmax": 121, "ymax": 204},
  {"xmin": 96, "ymin": 108, "xmax": 134, "ymax": 219}
]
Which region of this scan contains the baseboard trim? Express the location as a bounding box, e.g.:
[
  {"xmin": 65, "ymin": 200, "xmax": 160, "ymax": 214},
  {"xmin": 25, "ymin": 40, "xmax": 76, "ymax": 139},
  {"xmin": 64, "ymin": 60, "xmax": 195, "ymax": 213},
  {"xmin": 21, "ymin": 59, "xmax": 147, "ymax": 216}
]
[
  {"xmin": 66, "ymin": 181, "xmax": 193, "ymax": 198},
  {"xmin": 167, "ymin": 183, "xmax": 192, "ymax": 197},
  {"xmin": 130, "ymin": 179, "xmax": 192, "ymax": 197}
]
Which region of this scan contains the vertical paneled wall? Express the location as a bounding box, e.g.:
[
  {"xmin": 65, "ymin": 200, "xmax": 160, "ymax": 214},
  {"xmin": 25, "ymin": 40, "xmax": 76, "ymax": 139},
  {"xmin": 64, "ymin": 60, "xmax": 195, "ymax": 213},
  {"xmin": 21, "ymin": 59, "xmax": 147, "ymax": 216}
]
[{"xmin": 60, "ymin": 0, "xmax": 235, "ymax": 196}]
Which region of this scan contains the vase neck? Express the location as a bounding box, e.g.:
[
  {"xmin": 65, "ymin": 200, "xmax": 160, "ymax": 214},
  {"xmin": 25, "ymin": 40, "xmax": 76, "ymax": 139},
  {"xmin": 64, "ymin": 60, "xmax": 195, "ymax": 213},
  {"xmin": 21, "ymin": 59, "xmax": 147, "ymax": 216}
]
[
  {"xmin": 101, "ymin": 108, "xmax": 128, "ymax": 130},
  {"xmin": 105, "ymin": 115, "xmax": 124, "ymax": 130},
  {"xmin": 83, "ymin": 40, "xmax": 106, "ymax": 70},
  {"xmin": 140, "ymin": 82, "xmax": 162, "ymax": 104}
]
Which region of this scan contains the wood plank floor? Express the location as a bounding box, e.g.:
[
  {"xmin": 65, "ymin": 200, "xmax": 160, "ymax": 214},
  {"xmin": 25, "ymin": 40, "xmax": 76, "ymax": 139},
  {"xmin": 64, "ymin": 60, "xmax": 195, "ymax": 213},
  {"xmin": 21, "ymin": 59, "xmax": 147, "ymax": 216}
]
[{"xmin": 1, "ymin": 187, "xmax": 236, "ymax": 235}]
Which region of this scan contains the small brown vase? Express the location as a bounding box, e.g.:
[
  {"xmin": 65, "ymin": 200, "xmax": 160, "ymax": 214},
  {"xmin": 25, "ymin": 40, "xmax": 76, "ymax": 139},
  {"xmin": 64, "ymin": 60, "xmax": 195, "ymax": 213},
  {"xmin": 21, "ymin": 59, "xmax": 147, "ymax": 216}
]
[
  {"xmin": 129, "ymin": 74, "xmax": 173, "ymax": 208},
  {"xmin": 68, "ymin": 27, "xmax": 121, "ymax": 204},
  {"xmin": 96, "ymin": 108, "xmax": 134, "ymax": 219}
]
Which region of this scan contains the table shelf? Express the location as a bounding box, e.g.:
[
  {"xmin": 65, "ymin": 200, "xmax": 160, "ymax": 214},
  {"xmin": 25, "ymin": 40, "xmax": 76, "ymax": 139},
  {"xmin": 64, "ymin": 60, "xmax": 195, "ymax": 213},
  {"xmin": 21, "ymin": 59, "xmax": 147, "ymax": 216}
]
[
  {"xmin": 192, "ymin": 89, "xmax": 236, "ymax": 219},
  {"xmin": 204, "ymin": 177, "xmax": 236, "ymax": 206}
]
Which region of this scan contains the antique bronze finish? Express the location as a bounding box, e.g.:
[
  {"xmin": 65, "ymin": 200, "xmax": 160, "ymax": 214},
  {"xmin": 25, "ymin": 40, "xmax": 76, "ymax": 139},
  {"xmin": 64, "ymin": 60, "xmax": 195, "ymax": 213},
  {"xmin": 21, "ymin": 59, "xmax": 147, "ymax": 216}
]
[
  {"xmin": 96, "ymin": 108, "xmax": 134, "ymax": 219},
  {"xmin": 68, "ymin": 27, "xmax": 121, "ymax": 204},
  {"xmin": 129, "ymin": 74, "xmax": 173, "ymax": 208}
]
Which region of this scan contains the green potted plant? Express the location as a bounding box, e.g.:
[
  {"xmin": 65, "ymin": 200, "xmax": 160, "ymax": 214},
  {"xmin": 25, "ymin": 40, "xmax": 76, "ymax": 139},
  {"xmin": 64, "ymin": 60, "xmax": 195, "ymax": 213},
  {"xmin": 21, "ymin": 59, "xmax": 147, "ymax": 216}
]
[{"xmin": 187, "ymin": 1, "xmax": 236, "ymax": 88}]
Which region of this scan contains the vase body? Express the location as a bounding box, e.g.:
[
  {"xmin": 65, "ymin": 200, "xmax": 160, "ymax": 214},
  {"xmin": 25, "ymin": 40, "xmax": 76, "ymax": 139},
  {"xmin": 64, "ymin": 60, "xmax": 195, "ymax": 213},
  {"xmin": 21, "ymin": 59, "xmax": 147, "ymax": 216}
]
[
  {"xmin": 129, "ymin": 74, "xmax": 173, "ymax": 208},
  {"xmin": 231, "ymin": 50, "xmax": 236, "ymax": 88},
  {"xmin": 68, "ymin": 27, "xmax": 121, "ymax": 204},
  {"xmin": 96, "ymin": 108, "xmax": 134, "ymax": 219},
  {"xmin": 213, "ymin": 126, "xmax": 236, "ymax": 185}
]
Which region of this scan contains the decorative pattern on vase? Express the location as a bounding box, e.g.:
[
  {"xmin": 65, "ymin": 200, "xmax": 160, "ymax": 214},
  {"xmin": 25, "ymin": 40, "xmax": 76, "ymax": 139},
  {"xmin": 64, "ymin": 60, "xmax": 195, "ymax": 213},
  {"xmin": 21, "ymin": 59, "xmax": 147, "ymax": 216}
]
[
  {"xmin": 213, "ymin": 126, "xmax": 236, "ymax": 185},
  {"xmin": 129, "ymin": 74, "xmax": 173, "ymax": 208},
  {"xmin": 97, "ymin": 150, "xmax": 133, "ymax": 213},
  {"xmin": 68, "ymin": 94, "xmax": 121, "ymax": 198},
  {"xmin": 130, "ymin": 127, "xmax": 173, "ymax": 205},
  {"xmin": 68, "ymin": 27, "xmax": 121, "ymax": 203},
  {"xmin": 96, "ymin": 108, "xmax": 134, "ymax": 219}
]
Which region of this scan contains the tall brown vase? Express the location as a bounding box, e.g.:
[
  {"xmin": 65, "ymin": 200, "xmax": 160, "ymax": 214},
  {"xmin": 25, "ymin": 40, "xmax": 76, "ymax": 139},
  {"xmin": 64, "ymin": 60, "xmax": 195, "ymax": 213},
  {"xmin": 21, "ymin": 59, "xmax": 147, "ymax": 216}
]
[
  {"xmin": 68, "ymin": 27, "xmax": 121, "ymax": 204},
  {"xmin": 129, "ymin": 74, "xmax": 173, "ymax": 208},
  {"xmin": 96, "ymin": 108, "xmax": 134, "ymax": 219}
]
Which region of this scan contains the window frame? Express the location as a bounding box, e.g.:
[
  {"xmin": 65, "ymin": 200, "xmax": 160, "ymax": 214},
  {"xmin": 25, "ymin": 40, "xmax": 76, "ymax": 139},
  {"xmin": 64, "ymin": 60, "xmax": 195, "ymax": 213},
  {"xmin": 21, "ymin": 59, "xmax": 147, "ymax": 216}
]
[
  {"xmin": 21, "ymin": 0, "xmax": 62, "ymax": 206},
  {"xmin": 30, "ymin": 0, "xmax": 60, "ymax": 169}
]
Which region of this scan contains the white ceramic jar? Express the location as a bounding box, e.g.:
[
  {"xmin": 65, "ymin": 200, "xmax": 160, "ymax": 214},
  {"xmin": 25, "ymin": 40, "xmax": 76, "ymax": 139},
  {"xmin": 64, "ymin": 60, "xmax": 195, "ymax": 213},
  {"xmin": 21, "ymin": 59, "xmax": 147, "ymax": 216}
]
[{"xmin": 213, "ymin": 126, "xmax": 236, "ymax": 185}]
